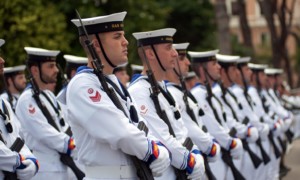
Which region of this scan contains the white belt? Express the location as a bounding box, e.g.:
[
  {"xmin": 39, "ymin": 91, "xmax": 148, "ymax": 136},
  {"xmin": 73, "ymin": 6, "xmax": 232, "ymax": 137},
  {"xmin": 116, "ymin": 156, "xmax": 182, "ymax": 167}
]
[{"xmin": 85, "ymin": 165, "xmax": 137, "ymax": 179}]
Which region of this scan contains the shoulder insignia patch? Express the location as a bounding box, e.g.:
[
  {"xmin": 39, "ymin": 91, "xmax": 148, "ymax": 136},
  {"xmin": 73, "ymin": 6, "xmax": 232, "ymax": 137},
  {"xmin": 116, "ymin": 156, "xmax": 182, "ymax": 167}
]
[
  {"xmin": 140, "ymin": 105, "xmax": 148, "ymax": 115},
  {"xmin": 88, "ymin": 88, "xmax": 101, "ymax": 102},
  {"xmin": 28, "ymin": 104, "xmax": 35, "ymax": 114}
]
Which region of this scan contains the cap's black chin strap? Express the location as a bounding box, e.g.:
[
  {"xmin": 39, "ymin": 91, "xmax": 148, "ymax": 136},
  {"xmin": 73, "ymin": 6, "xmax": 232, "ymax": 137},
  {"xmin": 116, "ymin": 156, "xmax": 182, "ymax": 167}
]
[
  {"xmin": 203, "ymin": 62, "xmax": 218, "ymax": 83},
  {"xmin": 225, "ymin": 68, "xmax": 234, "ymax": 85},
  {"xmin": 173, "ymin": 68, "xmax": 180, "ymax": 77},
  {"xmin": 12, "ymin": 78, "xmax": 23, "ymax": 92},
  {"xmin": 38, "ymin": 63, "xmax": 49, "ymax": 84},
  {"xmin": 95, "ymin": 34, "xmax": 117, "ymax": 68},
  {"xmin": 151, "ymin": 45, "xmax": 166, "ymax": 71}
]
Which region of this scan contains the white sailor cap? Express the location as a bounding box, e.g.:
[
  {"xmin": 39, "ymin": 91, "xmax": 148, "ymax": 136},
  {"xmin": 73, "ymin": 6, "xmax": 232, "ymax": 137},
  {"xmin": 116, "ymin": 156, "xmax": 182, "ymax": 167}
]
[
  {"xmin": 0, "ymin": 39, "xmax": 5, "ymax": 47},
  {"xmin": 264, "ymin": 68, "xmax": 283, "ymax": 75},
  {"xmin": 237, "ymin": 57, "xmax": 251, "ymax": 64},
  {"xmin": 71, "ymin": 11, "xmax": 127, "ymax": 36},
  {"xmin": 248, "ymin": 63, "xmax": 268, "ymax": 71},
  {"xmin": 4, "ymin": 65, "xmax": 26, "ymax": 76},
  {"xmin": 132, "ymin": 28, "xmax": 176, "ymax": 47},
  {"xmin": 131, "ymin": 64, "xmax": 143, "ymax": 71},
  {"xmin": 188, "ymin": 50, "xmax": 219, "ymax": 63},
  {"xmin": 185, "ymin": 71, "xmax": 196, "ymax": 79},
  {"xmin": 63, "ymin": 55, "xmax": 88, "ymax": 65},
  {"xmin": 216, "ymin": 54, "xmax": 240, "ymax": 64},
  {"xmin": 24, "ymin": 47, "xmax": 60, "ymax": 62},
  {"xmin": 173, "ymin": 43, "xmax": 190, "ymax": 55},
  {"xmin": 113, "ymin": 62, "xmax": 128, "ymax": 73}
]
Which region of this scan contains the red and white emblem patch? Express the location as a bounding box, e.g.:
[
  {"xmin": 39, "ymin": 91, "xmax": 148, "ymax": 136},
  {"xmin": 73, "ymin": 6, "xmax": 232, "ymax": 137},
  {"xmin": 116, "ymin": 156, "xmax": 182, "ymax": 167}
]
[
  {"xmin": 88, "ymin": 88, "xmax": 101, "ymax": 102},
  {"xmin": 140, "ymin": 105, "xmax": 148, "ymax": 115},
  {"xmin": 28, "ymin": 104, "xmax": 35, "ymax": 114}
]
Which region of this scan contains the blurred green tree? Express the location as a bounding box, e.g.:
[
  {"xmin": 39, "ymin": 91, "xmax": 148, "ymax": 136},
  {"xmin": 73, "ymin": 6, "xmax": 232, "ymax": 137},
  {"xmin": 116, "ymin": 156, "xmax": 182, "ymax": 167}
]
[{"xmin": 0, "ymin": 0, "xmax": 72, "ymax": 66}]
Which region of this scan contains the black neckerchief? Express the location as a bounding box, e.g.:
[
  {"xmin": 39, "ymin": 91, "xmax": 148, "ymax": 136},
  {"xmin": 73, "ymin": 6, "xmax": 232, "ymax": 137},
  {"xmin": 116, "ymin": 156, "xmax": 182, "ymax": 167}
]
[
  {"xmin": 105, "ymin": 77, "xmax": 139, "ymax": 123},
  {"xmin": 172, "ymin": 84, "xmax": 205, "ymax": 117},
  {"xmin": 40, "ymin": 91, "xmax": 66, "ymax": 127},
  {"xmin": 0, "ymin": 100, "xmax": 12, "ymax": 133},
  {"xmin": 226, "ymin": 89, "xmax": 243, "ymax": 110},
  {"xmin": 157, "ymin": 84, "xmax": 181, "ymax": 120}
]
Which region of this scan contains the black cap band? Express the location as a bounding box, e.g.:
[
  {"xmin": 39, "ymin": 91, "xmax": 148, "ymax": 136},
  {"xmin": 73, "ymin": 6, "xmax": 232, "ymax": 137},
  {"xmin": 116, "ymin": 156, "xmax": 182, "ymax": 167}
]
[
  {"xmin": 27, "ymin": 55, "xmax": 56, "ymax": 62},
  {"xmin": 176, "ymin": 49, "xmax": 187, "ymax": 56},
  {"xmin": 191, "ymin": 56, "xmax": 216, "ymax": 63},
  {"xmin": 137, "ymin": 36, "xmax": 173, "ymax": 47},
  {"xmin": 78, "ymin": 21, "xmax": 124, "ymax": 36},
  {"xmin": 218, "ymin": 62, "xmax": 236, "ymax": 68}
]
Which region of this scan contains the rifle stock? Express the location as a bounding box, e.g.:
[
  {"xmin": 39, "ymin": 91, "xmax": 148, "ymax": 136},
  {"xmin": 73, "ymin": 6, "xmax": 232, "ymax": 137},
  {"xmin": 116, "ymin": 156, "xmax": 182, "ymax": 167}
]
[
  {"xmin": 268, "ymin": 131, "xmax": 281, "ymax": 159},
  {"xmin": 221, "ymin": 148, "xmax": 246, "ymax": 180},
  {"xmin": 4, "ymin": 138, "xmax": 25, "ymax": 180}
]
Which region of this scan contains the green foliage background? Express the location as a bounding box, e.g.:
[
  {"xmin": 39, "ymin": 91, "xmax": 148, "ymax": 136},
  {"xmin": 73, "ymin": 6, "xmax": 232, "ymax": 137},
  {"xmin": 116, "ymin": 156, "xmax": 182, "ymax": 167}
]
[{"xmin": 0, "ymin": 0, "xmax": 217, "ymax": 91}]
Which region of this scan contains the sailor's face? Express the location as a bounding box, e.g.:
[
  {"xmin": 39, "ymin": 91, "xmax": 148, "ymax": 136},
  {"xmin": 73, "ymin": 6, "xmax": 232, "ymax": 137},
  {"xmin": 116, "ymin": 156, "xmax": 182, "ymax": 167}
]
[
  {"xmin": 176, "ymin": 54, "xmax": 190, "ymax": 77},
  {"xmin": 13, "ymin": 73, "xmax": 27, "ymax": 91},
  {"xmin": 155, "ymin": 43, "xmax": 178, "ymax": 71},
  {"xmin": 207, "ymin": 60, "xmax": 221, "ymax": 80},
  {"xmin": 228, "ymin": 65, "xmax": 238, "ymax": 82},
  {"xmin": 242, "ymin": 65, "xmax": 252, "ymax": 83},
  {"xmin": 40, "ymin": 61, "xmax": 59, "ymax": 83},
  {"xmin": 100, "ymin": 31, "xmax": 129, "ymax": 66},
  {"xmin": 0, "ymin": 57, "xmax": 5, "ymax": 74}
]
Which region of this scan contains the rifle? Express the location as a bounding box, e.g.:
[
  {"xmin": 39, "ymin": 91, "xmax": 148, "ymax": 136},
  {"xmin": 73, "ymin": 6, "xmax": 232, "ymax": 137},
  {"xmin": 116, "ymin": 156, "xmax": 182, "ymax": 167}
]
[
  {"xmin": 140, "ymin": 45, "xmax": 189, "ymax": 180},
  {"xmin": 203, "ymin": 67, "xmax": 245, "ymax": 180},
  {"xmin": 3, "ymin": 137, "xmax": 25, "ymax": 180},
  {"xmin": 75, "ymin": 10, "xmax": 153, "ymax": 180},
  {"xmin": 174, "ymin": 59, "xmax": 216, "ymax": 180}
]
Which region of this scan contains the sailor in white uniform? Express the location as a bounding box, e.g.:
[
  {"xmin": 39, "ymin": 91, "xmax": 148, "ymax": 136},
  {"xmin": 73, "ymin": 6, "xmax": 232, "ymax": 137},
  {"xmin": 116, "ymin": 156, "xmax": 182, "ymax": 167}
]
[
  {"xmin": 165, "ymin": 43, "xmax": 221, "ymax": 179},
  {"xmin": 63, "ymin": 12, "xmax": 171, "ymax": 180},
  {"xmin": 129, "ymin": 29, "xmax": 205, "ymax": 180},
  {"xmin": 1, "ymin": 65, "xmax": 26, "ymax": 112},
  {"xmin": 216, "ymin": 54, "xmax": 271, "ymax": 180},
  {"xmin": 15, "ymin": 47, "xmax": 76, "ymax": 180},
  {"xmin": 0, "ymin": 39, "xmax": 39, "ymax": 180},
  {"xmin": 234, "ymin": 60, "xmax": 278, "ymax": 180},
  {"xmin": 188, "ymin": 50, "xmax": 244, "ymax": 180}
]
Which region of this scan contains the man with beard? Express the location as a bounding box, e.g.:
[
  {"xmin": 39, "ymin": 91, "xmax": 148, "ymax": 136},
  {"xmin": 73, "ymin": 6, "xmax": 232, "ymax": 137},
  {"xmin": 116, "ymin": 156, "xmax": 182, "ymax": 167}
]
[
  {"xmin": 0, "ymin": 39, "xmax": 39, "ymax": 179},
  {"xmin": 1, "ymin": 65, "xmax": 26, "ymax": 111},
  {"xmin": 15, "ymin": 47, "xmax": 76, "ymax": 180}
]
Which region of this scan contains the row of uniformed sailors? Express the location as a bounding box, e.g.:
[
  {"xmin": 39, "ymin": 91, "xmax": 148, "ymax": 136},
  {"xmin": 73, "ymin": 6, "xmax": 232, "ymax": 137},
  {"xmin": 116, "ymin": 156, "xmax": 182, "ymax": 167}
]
[{"xmin": 0, "ymin": 10, "xmax": 299, "ymax": 180}]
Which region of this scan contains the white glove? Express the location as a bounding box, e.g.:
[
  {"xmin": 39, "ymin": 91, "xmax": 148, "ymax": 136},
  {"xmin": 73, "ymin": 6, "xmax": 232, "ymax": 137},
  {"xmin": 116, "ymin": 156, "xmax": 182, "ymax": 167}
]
[
  {"xmin": 229, "ymin": 138, "xmax": 243, "ymax": 159},
  {"xmin": 207, "ymin": 143, "xmax": 221, "ymax": 162},
  {"xmin": 149, "ymin": 145, "xmax": 171, "ymax": 177},
  {"xmin": 272, "ymin": 122, "xmax": 282, "ymax": 137},
  {"xmin": 187, "ymin": 154, "xmax": 205, "ymax": 180},
  {"xmin": 259, "ymin": 124, "xmax": 270, "ymax": 141},
  {"xmin": 246, "ymin": 126, "xmax": 259, "ymax": 143},
  {"xmin": 16, "ymin": 159, "xmax": 37, "ymax": 180},
  {"xmin": 283, "ymin": 118, "xmax": 293, "ymax": 132}
]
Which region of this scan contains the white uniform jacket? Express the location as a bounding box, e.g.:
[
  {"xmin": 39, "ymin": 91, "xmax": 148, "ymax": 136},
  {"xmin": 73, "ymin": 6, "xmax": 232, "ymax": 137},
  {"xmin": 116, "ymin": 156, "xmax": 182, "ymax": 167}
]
[
  {"xmin": 228, "ymin": 84, "xmax": 265, "ymax": 132},
  {"xmin": 64, "ymin": 68, "xmax": 158, "ymax": 169},
  {"xmin": 128, "ymin": 75, "xmax": 192, "ymax": 170},
  {"xmin": 166, "ymin": 82, "xmax": 214, "ymax": 154},
  {"xmin": 191, "ymin": 83, "xmax": 233, "ymax": 150},
  {"xmin": 248, "ymin": 86, "xmax": 279, "ymax": 130},
  {"xmin": 212, "ymin": 83, "xmax": 248, "ymax": 139},
  {"xmin": 15, "ymin": 86, "xmax": 70, "ymax": 172},
  {"xmin": 0, "ymin": 98, "xmax": 35, "ymax": 178},
  {"xmin": 0, "ymin": 92, "xmax": 19, "ymax": 111}
]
